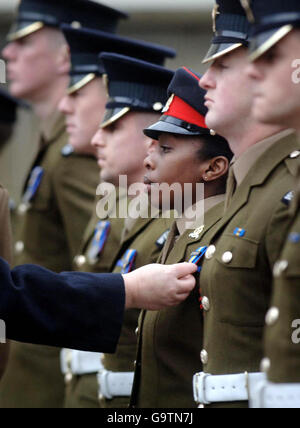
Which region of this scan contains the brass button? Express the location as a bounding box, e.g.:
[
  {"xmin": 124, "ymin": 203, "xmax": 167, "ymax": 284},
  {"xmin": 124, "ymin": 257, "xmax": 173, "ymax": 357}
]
[
  {"xmin": 74, "ymin": 255, "xmax": 87, "ymax": 267},
  {"xmin": 273, "ymin": 260, "xmax": 288, "ymax": 278},
  {"xmin": 260, "ymin": 358, "xmax": 271, "ymax": 373},
  {"xmin": 15, "ymin": 241, "xmax": 24, "ymax": 254},
  {"xmin": 205, "ymin": 245, "xmax": 216, "ymax": 260},
  {"xmin": 17, "ymin": 203, "xmax": 29, "ymax": 215},
  {"xmin": 222, "ymin": 251, "xmax": 233, "ymax": 264},
  {"xmin": 200, "ymin": 349, "xmax": 208, "ymax": 365},
  {"xmin": 135, "ymin": 327, "xmax": 139, "ymax": 336},
  {"xmin": 265, "ymin": 307, "xmax": 280, "ymax": 326},
  {"xmin": 153, "ymin": 102, "xmax": 163, "ymax": 112},
  {"xmin": 65, "ymin": 372, "xmax": 73, "ymax": 384},
  {"xmin": 202, "ymin": 296, "xmax": 210, "ymax": 312}
]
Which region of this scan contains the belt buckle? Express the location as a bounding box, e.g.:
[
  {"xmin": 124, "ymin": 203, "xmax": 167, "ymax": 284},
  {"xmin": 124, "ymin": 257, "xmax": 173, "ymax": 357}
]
[
  {"xmin": 193, "ymin": 372, "xmax": 211, "ymax": 406},
  {"xmin": 98, "ymin": 369, "xmax": 113, "ymax": 400}
]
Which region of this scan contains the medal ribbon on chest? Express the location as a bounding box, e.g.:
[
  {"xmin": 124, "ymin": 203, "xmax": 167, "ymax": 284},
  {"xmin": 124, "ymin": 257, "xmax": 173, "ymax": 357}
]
[
  {"xmin": 87, "ymin": 221, "xmax": 111, "ymax": 263},
  {"xmin": 22, "ymin": 166, "xmax": 44, "ymax": 205},
  {"xmin": 117, "ymin": 249, "xmax": 138, "ymax": 274}
]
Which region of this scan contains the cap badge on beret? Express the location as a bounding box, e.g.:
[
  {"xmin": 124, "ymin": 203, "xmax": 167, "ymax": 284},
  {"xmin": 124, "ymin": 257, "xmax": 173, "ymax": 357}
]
[
  {"xmin": 162, "ymin": 94, "xmax": 175, "ymax": 114},
  {"xmin": 240, "ymin": 0, "xmax": 255, "ymax": 23},
  {"xmin": 212, "ymin": 4, "xmax": 220, "ymax": 33}
]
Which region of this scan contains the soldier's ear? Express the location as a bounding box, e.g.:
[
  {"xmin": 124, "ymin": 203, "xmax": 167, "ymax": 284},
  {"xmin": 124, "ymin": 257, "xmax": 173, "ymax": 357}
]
[
  {"xmin": 202, "ymin": 156, "xmax": 229, "ymax": 183},
  {"xmin": 56, "ymin": 43, "xmax": 71, "ymax": 76}
]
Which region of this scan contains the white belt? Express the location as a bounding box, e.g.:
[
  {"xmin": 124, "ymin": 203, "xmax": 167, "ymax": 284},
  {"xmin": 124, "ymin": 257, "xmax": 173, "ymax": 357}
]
[
  {"xmin": 193, "ymin": 372, "xmax": 267, "ymax": 406},
  {"xmin": 251, "ymin": 381, "xmax": 300, "ymax": 408},
  {"xmin": 61, "ymin": 349, "xmax": 103, "ymax": 376},
  {"xmin": 98, "ymin": 369, "xmax": 134, "ymax": 399}
]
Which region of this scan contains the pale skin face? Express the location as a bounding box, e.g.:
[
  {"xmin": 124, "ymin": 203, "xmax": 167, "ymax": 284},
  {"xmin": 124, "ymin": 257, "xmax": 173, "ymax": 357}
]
[
  {"xmin": 200, "ymin": 48, "xmax": 254, "ymax": 137},
  {"xmin": 246, "ymin": 30, "xmax": 300, "ymax": 132},
  {"xmin": 2, "ymin": 27, "xmax": 70, "ymax": 103},
  {"xmin": 58, "ymin": 78, "xmax": 107, "ymax": 156},
  {"xmin": 144, "ymin": 133, "xmax": 228, "ymax": 208},
  {"xmin": 91, "ymin": 111, "xmax": 159, "ymax": 187}
]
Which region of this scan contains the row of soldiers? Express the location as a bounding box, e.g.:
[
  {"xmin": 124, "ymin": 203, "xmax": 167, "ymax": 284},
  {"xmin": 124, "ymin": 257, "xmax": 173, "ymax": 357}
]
[{"xmin": 0, "ymin": 0, "xmax": 299, "ymax": 409}]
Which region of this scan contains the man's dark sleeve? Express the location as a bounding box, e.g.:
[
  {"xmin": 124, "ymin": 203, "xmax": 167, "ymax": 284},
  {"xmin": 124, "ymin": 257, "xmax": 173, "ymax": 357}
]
[{"xmin": 0, "ymin": 258, "xmax": 125, "ymax": 353}]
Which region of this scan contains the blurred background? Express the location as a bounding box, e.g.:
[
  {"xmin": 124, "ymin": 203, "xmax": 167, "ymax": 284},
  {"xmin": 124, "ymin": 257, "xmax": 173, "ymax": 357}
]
[{"xmin": 0, "ymin": 0, "xmax": 213, "ymax": 204}]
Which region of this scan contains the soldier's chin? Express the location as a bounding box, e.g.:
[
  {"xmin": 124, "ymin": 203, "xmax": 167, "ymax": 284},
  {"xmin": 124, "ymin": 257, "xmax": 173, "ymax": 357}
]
[
  {"xmin": 252, "ymin": 98, "xmax": 280, "ymax": 126},
  {"xmin": 8, "ymin": 81, "xmax": 32, "ymax": 101}
]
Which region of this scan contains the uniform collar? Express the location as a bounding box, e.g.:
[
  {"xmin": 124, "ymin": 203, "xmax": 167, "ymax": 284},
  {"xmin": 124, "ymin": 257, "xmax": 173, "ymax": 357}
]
[
  {"xmin": 39, "ymin": 110, "xmax": 66, "ymax": 147},
  {"xmin": 232, "ymin": 129, "xmax": 295, "ymax": 187},
  {"xmin": 176, "ymin": 194, "xmax": 225, "ymax": 236}
]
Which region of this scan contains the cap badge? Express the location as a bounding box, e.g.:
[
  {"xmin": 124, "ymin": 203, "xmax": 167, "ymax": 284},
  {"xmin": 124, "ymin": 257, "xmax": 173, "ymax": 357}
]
[
  {"xmin": 240, "ymin": 0, "xmax": 255, "ymax": 23},
  {"xmin": 212, "ymin": 4, "xmax": 220, "ymax": 33},
  {"xmin": 189, "ymin": 225, "xmax": 205, "ymax": 240},
  {"xmin": 162, "ymin": 94, "xmax": 175, "ymax": 113}
]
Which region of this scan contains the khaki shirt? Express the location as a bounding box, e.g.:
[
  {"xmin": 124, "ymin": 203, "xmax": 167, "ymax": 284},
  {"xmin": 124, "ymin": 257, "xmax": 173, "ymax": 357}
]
[{"xmin": 199, "ymin": 131, "xmax": 300, "ymax": 408}]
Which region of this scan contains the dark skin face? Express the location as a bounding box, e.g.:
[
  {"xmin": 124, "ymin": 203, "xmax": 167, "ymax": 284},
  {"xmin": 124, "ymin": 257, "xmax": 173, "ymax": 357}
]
[{"xmin": 144, "ymin": 133, "xmax": 229, "ymax": 210}]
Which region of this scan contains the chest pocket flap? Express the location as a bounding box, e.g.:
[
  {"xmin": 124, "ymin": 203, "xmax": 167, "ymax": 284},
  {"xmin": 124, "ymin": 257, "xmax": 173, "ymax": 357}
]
[{"xmin": 215, "ymin": 234, "xmax": 259, "ymax": 269}]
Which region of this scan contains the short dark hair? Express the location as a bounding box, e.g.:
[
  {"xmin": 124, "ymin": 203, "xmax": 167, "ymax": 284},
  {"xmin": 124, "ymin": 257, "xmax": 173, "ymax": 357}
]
[{"xmin": 196, "ymin": 134, "xmax": 233, "ymax": 162}]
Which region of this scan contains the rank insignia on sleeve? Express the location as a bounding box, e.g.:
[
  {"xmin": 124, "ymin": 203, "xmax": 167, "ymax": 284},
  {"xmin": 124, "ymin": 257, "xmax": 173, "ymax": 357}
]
[
  {"xmin": 189, "ymin": 225, "xmax": 205, "ymax": 240},
  {"xmin": 233, "ymin": 228, "xmax": 246, "ymax": 237}
]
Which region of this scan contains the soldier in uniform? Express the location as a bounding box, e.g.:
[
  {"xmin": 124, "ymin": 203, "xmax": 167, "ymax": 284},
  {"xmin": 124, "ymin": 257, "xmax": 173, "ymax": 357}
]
[
  {"xmin": 91, "ymin": 53, "xmax": 174, "ymax": 408},
  {"xmin": 192, "ymin": 0, "xmax": 300, "ymax": 408},
  {"xmin": 57, "ymin": 26, "xmax": 176, "ymax": 408},
  {"xmin": 0, "ymin": 0, "xmax": 128, "ymax": 409},
  {"xmin": 242, "ymin": 0, "xmax": 300, "ymax": 408},
  {"xmin": 129, "ymin": 67, "xmax": 232, "ymax": 408}
]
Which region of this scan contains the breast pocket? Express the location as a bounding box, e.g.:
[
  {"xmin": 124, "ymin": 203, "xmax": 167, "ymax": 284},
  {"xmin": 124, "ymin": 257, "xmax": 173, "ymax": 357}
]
[{"xmin": 210, "ymin": 235, "xmax": 267, "ymax": 327}]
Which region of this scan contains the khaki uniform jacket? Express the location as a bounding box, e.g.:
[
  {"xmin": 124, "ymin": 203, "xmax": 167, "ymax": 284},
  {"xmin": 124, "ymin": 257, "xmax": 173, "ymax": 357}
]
[
  {"xmin": 264, "ymin": 163, "xmax": 300, "ymax": 383},
  {"xmin": 130, "ymin": 198, "xmax": 225, "ymax": 408},
  {"xmin": 0, "ymin": 186, "xmax": 13, "ymax": 381},
  {"xmin": 199, "ymin": 132, "xmax": 300, "ymax": 407},
  {"xmin": 0, "ymin": 112, "xmax": 99, "ymax": 409},
  {"xmin": 100, "ymin": 214, "xmax": 173, "ymax": 408}
]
